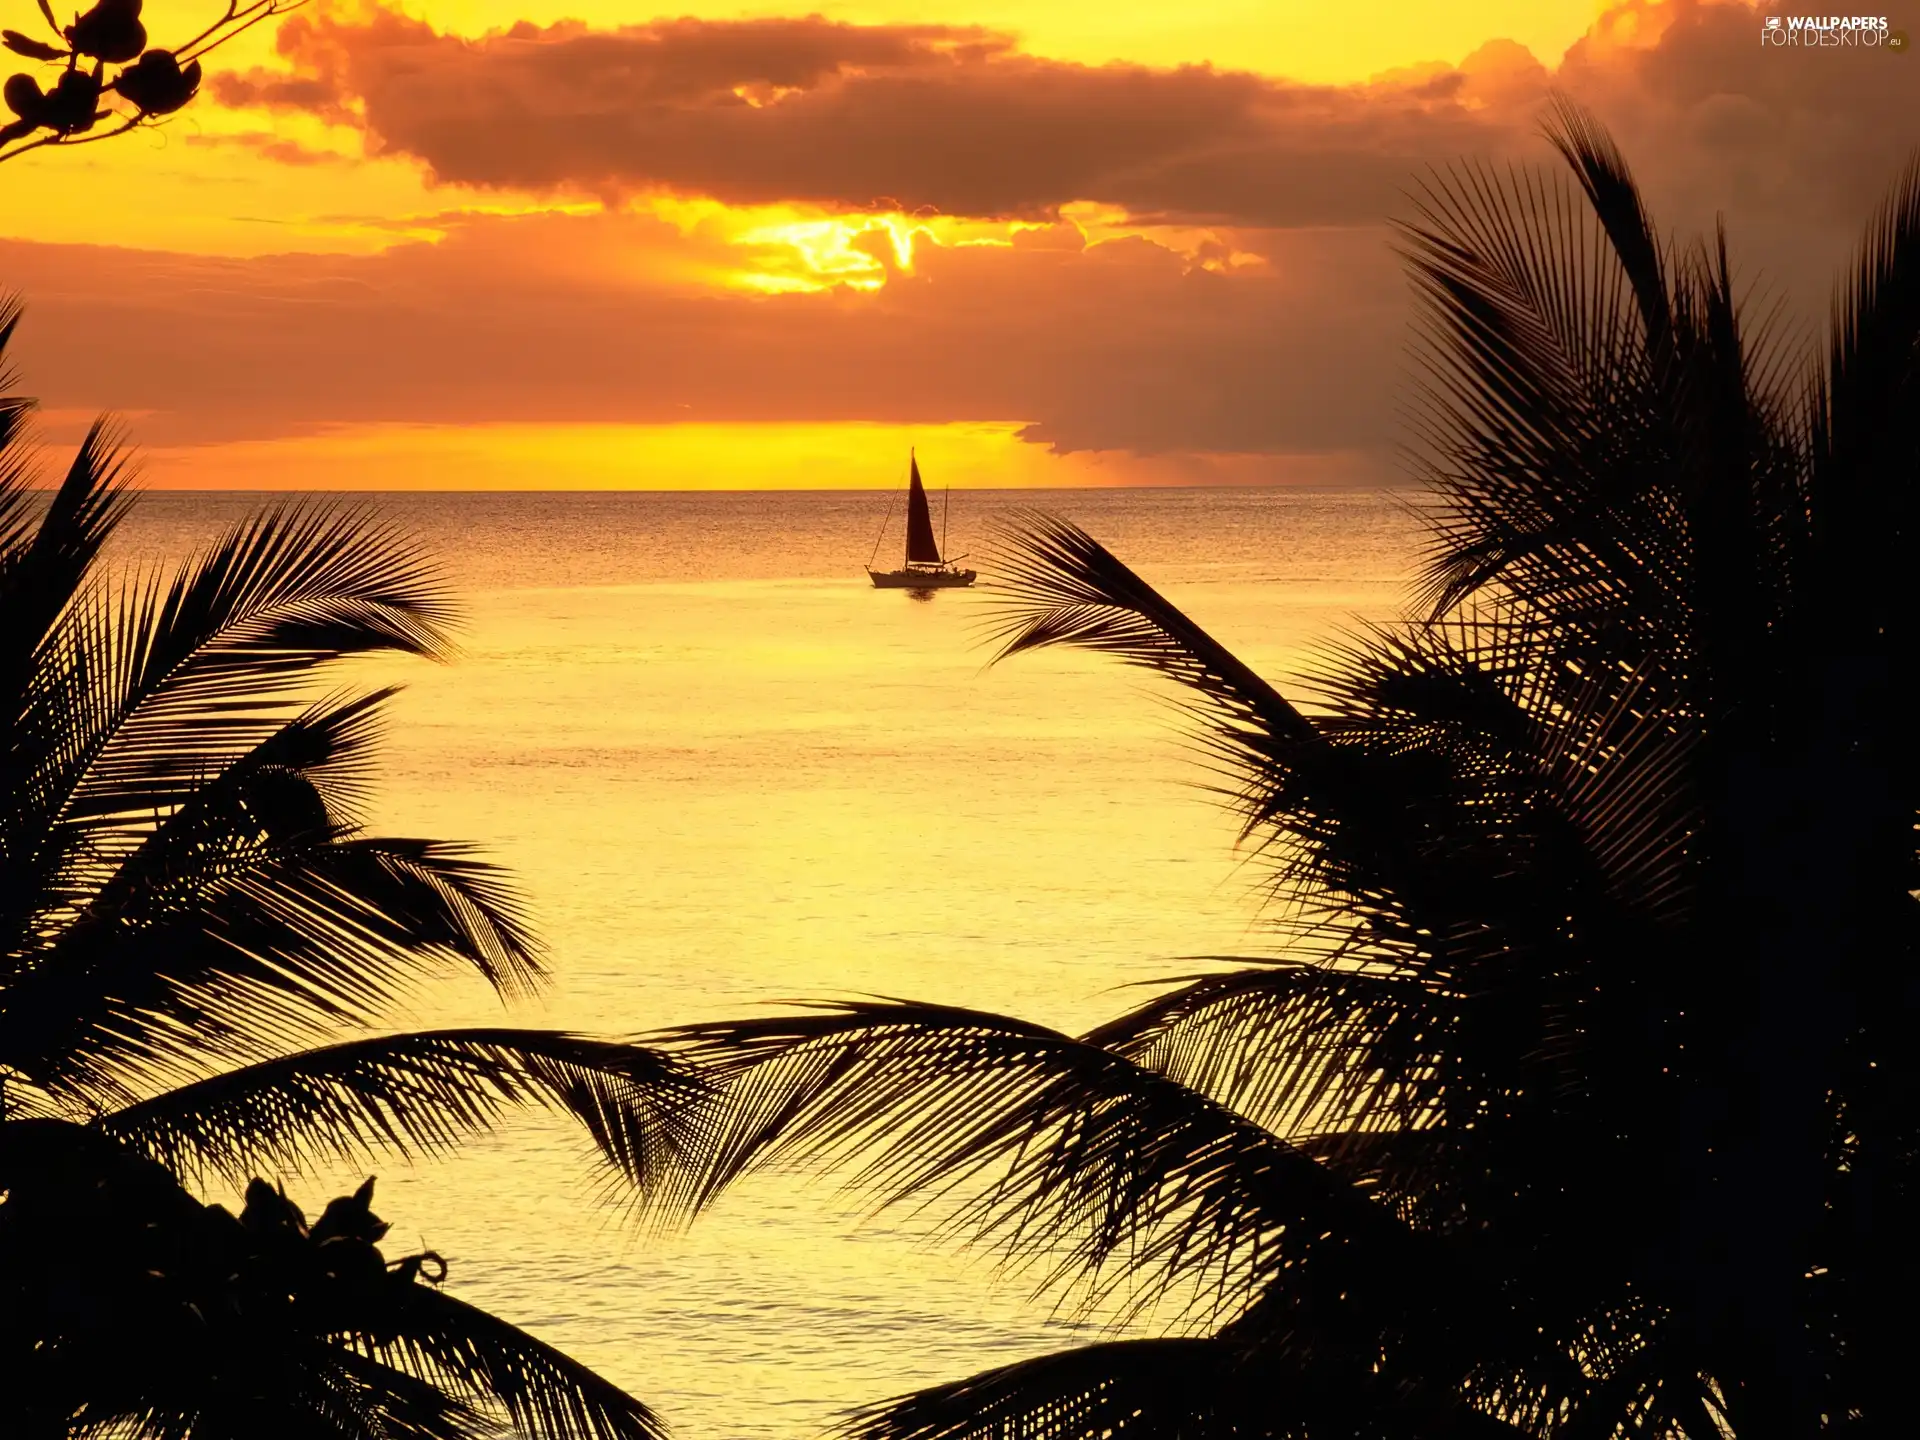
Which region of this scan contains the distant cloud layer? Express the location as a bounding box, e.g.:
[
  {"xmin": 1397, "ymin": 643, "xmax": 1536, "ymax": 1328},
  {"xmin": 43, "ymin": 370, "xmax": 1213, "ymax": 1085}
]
[
  {"xmin": 213, "ymin": 10, "xmax": 1499, "ymax": 225},
  {"xmin": 210, "ymin": 0, "xmax": 1920, "ymax": 259},
  {"xmin": 0, "ymin": 215, "xmax": 1404, "ymax": 462},
  {"xmin": 7, "ymin": 0, "xmax": 1918, "ymax": 472}
]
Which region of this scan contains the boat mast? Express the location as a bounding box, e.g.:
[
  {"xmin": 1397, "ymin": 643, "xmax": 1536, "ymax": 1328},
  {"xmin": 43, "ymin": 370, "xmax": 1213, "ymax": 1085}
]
[
  {"xmin": 868, "ymin": 482, "xmax": 897, "ymax": 568},
  {"xmin": 942, "ymin": 483, "xmax": 951, "ymax": 559}
]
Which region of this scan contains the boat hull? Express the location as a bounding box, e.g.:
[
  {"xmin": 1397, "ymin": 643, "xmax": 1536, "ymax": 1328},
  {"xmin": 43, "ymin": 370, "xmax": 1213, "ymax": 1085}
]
[{"xmin": 868, "ymin": 567, "xmax": 976, "ymax": 589}]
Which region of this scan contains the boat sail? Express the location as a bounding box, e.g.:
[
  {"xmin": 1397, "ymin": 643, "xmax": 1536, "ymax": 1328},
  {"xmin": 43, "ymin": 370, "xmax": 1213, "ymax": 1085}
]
[{"xmin": 867, "ymin": 451, "xmax": 976, "ymax": 589}]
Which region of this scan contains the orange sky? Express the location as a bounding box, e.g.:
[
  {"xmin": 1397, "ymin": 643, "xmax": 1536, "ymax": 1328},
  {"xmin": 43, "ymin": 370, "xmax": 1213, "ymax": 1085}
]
[{"xmin": 1, "ymin": 0, "xmax": 1914, "ymax": 488}]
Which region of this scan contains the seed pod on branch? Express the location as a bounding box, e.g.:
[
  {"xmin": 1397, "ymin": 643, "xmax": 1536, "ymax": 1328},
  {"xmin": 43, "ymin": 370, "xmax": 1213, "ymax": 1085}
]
[
  {"xmin": 113, "ymin": 47, "xmax": 198, "ymax": 114},
  {"xmin": 65, "ymin": 0, "xmax": 145, "ymax": 63}
]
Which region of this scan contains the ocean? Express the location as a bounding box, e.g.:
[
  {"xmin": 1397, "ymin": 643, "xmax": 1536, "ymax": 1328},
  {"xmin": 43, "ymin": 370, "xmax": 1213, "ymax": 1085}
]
[{"xmin": 106, "ymin": 487, "xmax": 1424, "ymax": 1440}]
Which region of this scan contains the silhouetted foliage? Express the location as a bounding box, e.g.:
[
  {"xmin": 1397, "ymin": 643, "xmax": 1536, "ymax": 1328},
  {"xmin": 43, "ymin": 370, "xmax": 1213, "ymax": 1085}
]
[
  {"xmin": 0, "ymin": 1120, "xmax": 665, "ymax": 1438},
  {"xmin": 0, "ymin": 303, "xmax": 703, "ymax": 1432},
  {"xmin": 0, "ymin": 0, "xmax": 297, "ymax": 162},
  {"xmin": 649, "ymin": 106, "xmax": 1920, "ymax": 1439}
]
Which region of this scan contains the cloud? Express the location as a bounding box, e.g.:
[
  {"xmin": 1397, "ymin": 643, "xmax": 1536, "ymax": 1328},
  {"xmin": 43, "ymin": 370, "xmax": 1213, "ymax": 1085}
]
[
  {"xmin": 1554, "ymin": 0, "xmax": 1920, "ymax": 301},
  {"xmin": 184, "ymin": 130, "xmax": 353, "ymax": 166},
  {"xmin": 208, "ymin": 0, "xmax": 1920, "ymax": 276},
  {"xmin": 0, "ymin": 211, "xmax": 1405, "ymax": 464},
  {"xmin": 210, "ymin": 8, "xmax": 1520, "ymax": 225}
]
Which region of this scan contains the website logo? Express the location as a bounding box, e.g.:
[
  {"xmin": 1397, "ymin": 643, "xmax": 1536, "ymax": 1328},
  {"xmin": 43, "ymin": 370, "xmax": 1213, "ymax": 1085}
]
[{"xmin": 1760, "ymin": 14, "xmax": 1906, "ymax": 48}]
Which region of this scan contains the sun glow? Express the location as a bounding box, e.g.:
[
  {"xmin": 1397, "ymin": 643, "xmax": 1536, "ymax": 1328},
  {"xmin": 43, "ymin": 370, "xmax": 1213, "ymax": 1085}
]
[
  {"xmin": 622, "ymin": 195, "xmax": 1268, "ymax": 295},
  {"xmin": 635, "ymin": 197, "xmax": 1060, "ymax": 293},
  {"xmin": 729, "ymin": 214, "xmax": 917, "ymax": 291}
]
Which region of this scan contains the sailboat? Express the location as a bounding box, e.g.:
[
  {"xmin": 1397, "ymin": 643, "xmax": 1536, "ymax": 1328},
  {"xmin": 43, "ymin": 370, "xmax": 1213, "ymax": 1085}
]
[{"xmin": 867, "ymin": 450, "xmax": 976, "ymax": 589}]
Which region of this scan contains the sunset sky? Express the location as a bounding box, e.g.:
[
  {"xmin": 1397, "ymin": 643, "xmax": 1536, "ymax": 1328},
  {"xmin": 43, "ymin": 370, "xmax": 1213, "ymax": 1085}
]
[{"xmin": 1, "ymin": 0, "xmax": 1914, "ymax": 488}]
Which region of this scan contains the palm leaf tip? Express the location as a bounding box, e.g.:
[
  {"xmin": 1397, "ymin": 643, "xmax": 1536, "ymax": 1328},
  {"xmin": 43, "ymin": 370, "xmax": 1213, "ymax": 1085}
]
[
  {"xmin": 383, "ymin": 1288, "xmax": 669, "ymax": 1440},
  {"xmin": 156, "ymin": 499, "xmax": 463, "ymax": 687},
  {"xmin": 0, "ymin": 418, "xmax": 138, "ymax": 670},
  {"xmin": 982, "ymin": 511, "xmax": 1315, "ymax": 745},
  {"xmin": 1537, "ymin": 92, "xmax": 1671, "ymax": 352},
  {"xmin": 0, "ymin": 290, "xmax": 31, "ymax": 449}
]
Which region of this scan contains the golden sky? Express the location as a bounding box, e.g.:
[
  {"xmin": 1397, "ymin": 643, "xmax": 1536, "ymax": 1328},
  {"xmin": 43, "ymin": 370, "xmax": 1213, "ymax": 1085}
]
[{"xmin": 0, "ymin": 0, "xmax": 1913, "ymax": 488}]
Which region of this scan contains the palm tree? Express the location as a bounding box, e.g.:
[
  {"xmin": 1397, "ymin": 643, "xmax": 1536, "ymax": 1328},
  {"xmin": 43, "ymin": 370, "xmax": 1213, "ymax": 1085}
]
[
  {"xmin": 645, "ymin": 106, "xmax": 1920, "ymax": 1440},
  {"xmin": 0, "ymin": 300, "xmax": 697, "ymax": 1434}
]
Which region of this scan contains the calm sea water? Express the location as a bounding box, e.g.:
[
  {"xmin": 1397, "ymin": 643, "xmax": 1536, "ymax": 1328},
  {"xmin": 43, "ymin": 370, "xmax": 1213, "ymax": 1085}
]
[{"xmin": 108, "ymin": 488, "xmax": 1423, "ymax": 1440}]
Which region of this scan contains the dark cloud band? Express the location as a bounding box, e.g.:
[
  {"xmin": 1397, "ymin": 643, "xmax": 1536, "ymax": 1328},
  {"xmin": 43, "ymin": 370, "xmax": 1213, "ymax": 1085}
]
[{"xmin": 212, "ymin": 9, "xmax": 1511, "ymax": 224}]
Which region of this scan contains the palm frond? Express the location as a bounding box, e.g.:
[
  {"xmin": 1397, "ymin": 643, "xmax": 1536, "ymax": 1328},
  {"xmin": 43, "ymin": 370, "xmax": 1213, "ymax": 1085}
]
[
  {"xmin": 1085, "ymin": 963, "xmax": 1449, "ymax": 1141},
  {"xmin": 981, "ymin": 515, "xmax": 1683, "ymax": 963},
  {"xmin": 52, "ymin": 1341, "xmax": 499, "ymax": 1440},
  {"xmin": 986, "ymin": 512, "xmax": 1316, "ymax": 747},
  {"xmin": 374, "ymin": 1286, "xmax": 667, "ymax": 1440},
  {"xmin": 1397, "ymin": 149, "xmax": 1680, "ymax": 638},
  {"xmin": 282, "ymin": 1346, "xmax": 499, "ymax": 1440},
  {"xmin": 0, "ymin": 293, "xmax": 28, "ymax": 451},
  {"xmin": 0, "ymin": 298, "xmax": 38, "ymax": 525},
  {"xmin": 0, "ymin": 419, "xmax": 135, "ymax": 714},
  {"xmin": 652, "ymin": 1000, "xmax": 1420, "ymax": 1326},
  {"xmin": 843, "ymin": 1334, "xmax": 1531, "ymax": 1440},
  {"xmin": 97, "ymin": 1028, "xmax": 705, "ymax": 1192},
  {"xmin": 3, "ymin": 814, "xmax": 545, "ymax": 1105},
  {"xmin": 839, "ymin": 1338, "xmax": 1245, "ymax": 1440},
  {"xmin": 3, "ymin": 499, "xmax": 464, "ymax": 997},
  {"xmin": 16, "ymin": 501, "xmax": 456, "ymax": 848},
  {"xmin": 983, "ymin": 514, "xmax": 1389, "ymax": 897},
  {"xmin": 1539, "ymin": 95, "xmax": 1672, "ymax": 358},
  {"xmin": 1298, "ymin": 614, "xmax": 1698, "ymax": 927},
  {"xmin": 1815, "ymin": 150, "xmax": 1920, "ymax": 639},
  {"xmin": 1, "ymin": 687, "xmax": 543, "ymax": 1099},
  {"xmin": 46, "ymin": 684, "xmax": 397, "ymax": 917}
]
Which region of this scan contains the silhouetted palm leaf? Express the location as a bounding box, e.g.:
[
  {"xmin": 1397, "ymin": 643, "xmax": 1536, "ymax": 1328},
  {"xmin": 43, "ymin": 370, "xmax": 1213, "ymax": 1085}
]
[
  {"xmin": 376, "ymin": 1286, "xmax": 666, "ymax": 1440},
  {"xmin": 654, "ymin": 1001, "xmax": 1439, "ymax": 1329},
  {"xmin": 0, "ymin": 331, "xmax": 681, "ymax": 1170},
  {"xmin": 99, "ymin": 1028, "xmax": 706, "ymax": 1190},
  {"xmin": 1539, "ymin": 94, "xmax": 1671, "ymax": 359},
  {"xmin": 843, "ymin": 1334, "xmax": 1537, "ymax": 1440},
  {"xmin": 0, "ymin": 691, "xmax": 554, "ymax": 1107},
  {"xmin": 1084, "ymin": 964, "xmax": 1449, "ymax": 1140},
  {"xmin": 1398, "ymin": 138, "xmax": 1681, "ymax": 648},
  {"xmin": 841, "ymin": 1339, "xmax": 1259, "ymax": 1440},
  {"xmin": 0, "ymin": 295, "xmax": 27, "ymax": 453},
  {"xmin": 986, "ymin": 512, "xmax": 1316, "ymax": 749}
]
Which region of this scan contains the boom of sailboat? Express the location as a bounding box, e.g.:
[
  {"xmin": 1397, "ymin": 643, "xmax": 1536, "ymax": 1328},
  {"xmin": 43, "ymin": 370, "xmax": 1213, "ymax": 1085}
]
[{"xmin": 867, "ymin": 451, "xmax": 976, "ymax": 589}]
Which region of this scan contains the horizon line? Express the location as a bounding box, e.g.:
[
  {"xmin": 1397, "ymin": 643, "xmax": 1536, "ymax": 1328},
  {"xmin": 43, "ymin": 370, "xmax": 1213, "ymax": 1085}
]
[{"xmin": 45, "ymin": 481, "xmax": 1417, "ymax": 495}]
